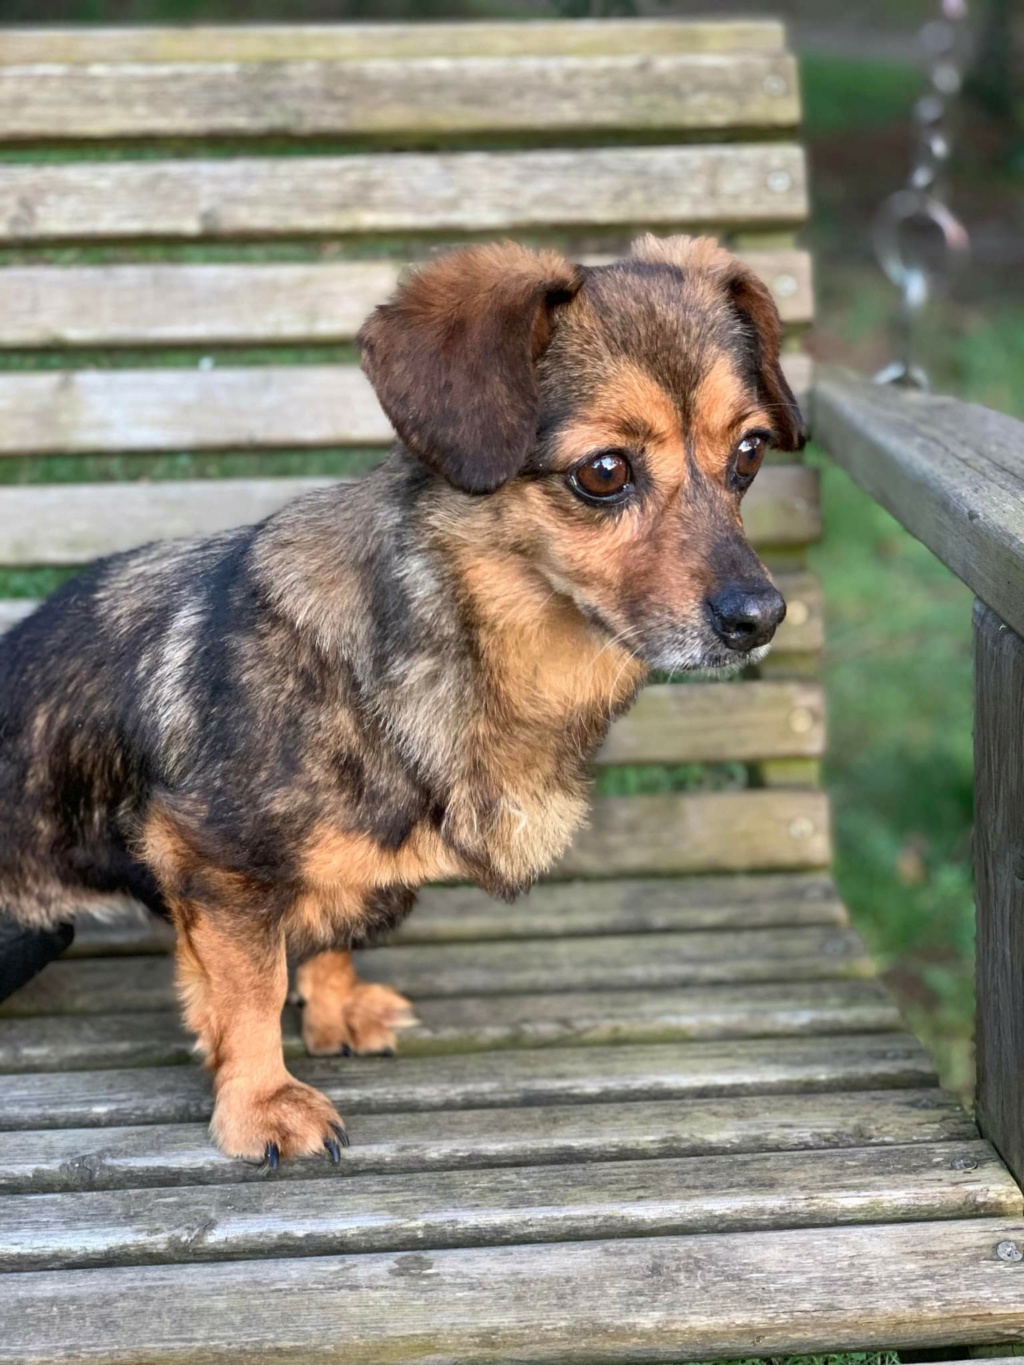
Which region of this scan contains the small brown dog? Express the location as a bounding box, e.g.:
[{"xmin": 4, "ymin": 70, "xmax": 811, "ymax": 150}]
[{"xmin": 0, "ymin": 235, "xmax": 803, "ymax": 1165}]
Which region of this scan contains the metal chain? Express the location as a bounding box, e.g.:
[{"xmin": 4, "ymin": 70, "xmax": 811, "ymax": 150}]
[{"xmin": 873, "ymin": 0, "xmax": 972, "ymax": 388}]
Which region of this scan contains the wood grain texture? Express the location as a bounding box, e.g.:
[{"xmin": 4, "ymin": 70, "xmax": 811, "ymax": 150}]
[
  {"xmin": 0, "ymin": 921, "xmax": 867, "ymax": 1019},
  {"xmin": 814, "ymin": 369, "xmax": 1024, "ymax": 639},
  {"xmin": 4, "ymin": 1218, "xmax": 1024, "ymax": 1363},
  {"xmin": 4, "ymin": 347, "xmax": 802, "ymax": 437},
  {"xmin": 974, "ymin": 603, "xmax": 1024, "ymax": 1187},
  {"xmin": 0, "ymin": 1088, "xmax": 976, "ymax": 1194},
  {"xmin": 0, "ymin": 354, "xmax": 811, "ymax": 457},
  {"xmin": 0, "ymin": 251, "xmax": 813, "ymax": 348},
  {"xmin": 560, "ymin": 789, "xmax": 831, "ymax": 877},
  {"xmin": 0, "ymin": 799, "xmax": 829, "ymax": 921},
  {"xmin": 0, "ymin": 1035, "xmax": 937, "ymax": 1131},
  {"xmin": 0, "ymin": 21, "xmax": 789, "ymax": 65},
  {"xmin": 0, "ymin": 568, "xmax": 823, "ymax": 653},
  {"xmin": 66, "ymin": 873, "xmax": 845, "ymax": 957},
  {"xmin": 0, "ymin": 459, "xmax": 816, "ymax": 563},
  {"xmin": 3, "ymin": 1141, "xmax": 1015, "ymax": 1273},
  {"xmin": 0, "ymin": 979, "xmax": 899, "ymax": 1073},
  {"xmin": 0, "ymin": 144, "xmax": 808, "ymax": 243},
  {"xmin": 599, "ymin": 680, "xmax": 825, "ymax": 764},
  {"xmin": 0, "ymin": 54, "xmax": 799, "ymax": 141}
]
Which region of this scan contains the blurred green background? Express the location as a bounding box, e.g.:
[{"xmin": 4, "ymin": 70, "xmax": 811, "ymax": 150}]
[{"xmin": 2, "ymin": 0, "xmax": 1022, "ymax": 1101}]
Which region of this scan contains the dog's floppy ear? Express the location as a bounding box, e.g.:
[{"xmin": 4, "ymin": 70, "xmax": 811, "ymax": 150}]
[
  {"xmin": 357, "ymin": 242, "xmax": 584, "ymax": 493},
  {"xmin": 722, "ymin": 262, "xmax": 807, "ymax": 452},
  {"xmin": 630, "ymin": 234, "xmax": 806, "ymax": 452}
]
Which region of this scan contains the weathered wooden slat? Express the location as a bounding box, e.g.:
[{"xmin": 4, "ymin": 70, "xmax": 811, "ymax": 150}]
[
  {"xmin": 0, "ymin": 251, "xmax": 813, "ymax": 348},
  {"xmin": 0, "ymin": 365, "xmax": 385, "ymax": 455},
  {"xmin": 1, "ymin": 568, "xmax": 823, "ymax": 655},
  {"xmin": 3, "ymin": 1141, "xmax": 1015, "ymax": 1274},
  {"xmin": 0, "ymin": 457, "xmax": 815, "ymax": 554},
  {"xmin": 974, "ymin": 603, "xmax": 1024, "ymax": 1188},
  {"xmin": 0, "ymin": 599, "xmax": 31, "ymax": 633},
  {"xmin": 0, "ymin": 681, "xmax": 822, "ymax": 769},
  {"xmin": 0, "ymin": 145, "xmax": 808, "ymax": 244},
  {"xmin": 5, "ymin": 1218, "xmax": 1024, "ymax": 1363},
  {"xmin": 0, "ymin": 1035, "xmax": 937, "ymax": 1131},
  {"xmin": 0, "ymin": 1088, "xmax": 975, "ymax": 1194},
  {"xmin": 814, "ymin": 369, "xmax": 1024, "ymax": 640},
  {"xmin": 0, "ymin": 979, "xmax": 898, "ymax": 1073},
  {"xmin": 561, "ymin": 789, "xmax": 831, "ymax": 877},
  {"xmin": 0, "ymin": 790, "xmax": 828, "ymax": 884},
  {"xmin": 0, "ymin": 54, "xmax": 799, "ymax": 142},
  {"xmin": 0, "ymin": 22, "xmax": 789, "ymax": 66},
  {"xmin": 66, "ymin": 874, "xmax": 845, "ymax": 958},
  {"xmin": 0, "ymin": 921, "xmax": 865, "ymax": 1020},
  {"xmin": 599, "ymin": 680, "xmax": 824, "ymax": 764},
  {"xmin": 0, "ymin": 353, "xmax": 811, "ymax": 457}
]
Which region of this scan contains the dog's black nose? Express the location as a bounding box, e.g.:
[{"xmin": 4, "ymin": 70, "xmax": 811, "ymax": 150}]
[{"xmin": 706, "ymin": 583, "xmax": 786, "ymax": 653}]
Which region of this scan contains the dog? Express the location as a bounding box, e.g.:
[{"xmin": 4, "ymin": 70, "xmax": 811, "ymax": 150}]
[{"xmin": 0, "ymin": 234, "xmax": 804, "ymax": 1165}]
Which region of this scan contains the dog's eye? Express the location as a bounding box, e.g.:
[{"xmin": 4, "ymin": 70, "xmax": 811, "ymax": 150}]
[
  {"xmin": 569, "ymin": 451, "xmax": 633, "ymax": 504},
  {"xmin": 731, "ymin": 432, "xmax": 769, "ymax": 488}
]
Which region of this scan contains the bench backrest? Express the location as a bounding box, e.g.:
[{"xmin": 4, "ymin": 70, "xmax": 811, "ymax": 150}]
[{"xmin": 0, "ymin": 18, "xmax": 828, "ymax": 882}]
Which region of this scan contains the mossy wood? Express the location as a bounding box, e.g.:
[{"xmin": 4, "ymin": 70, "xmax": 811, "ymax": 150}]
[{"xmin": 3, "ymin": 18, "xmax": 1023, "ymax": 1364}]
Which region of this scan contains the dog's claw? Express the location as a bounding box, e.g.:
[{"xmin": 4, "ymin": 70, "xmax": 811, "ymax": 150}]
[
  {"xmin": 340, "ymin": 1044, "xmax": 353, "ymax": 1058},
  {"xmin": 331, "ymin": 1121, "xmax": 351, "ymax": 1148},
  {"xmin": 324, "ymin": 1136, "xmax": 342, "ymax": 1164},
  {"xmin": 264, "ymin": 1142, "xmax": 280, "ymax": 1171},
  {"xmin": 379, "ymin": 1047, "xmax": 395, "ymax": 1058}
]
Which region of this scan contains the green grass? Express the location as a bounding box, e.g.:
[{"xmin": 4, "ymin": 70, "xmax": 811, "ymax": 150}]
[
  {"xmin": 810, "ymin": 450, "xmax": 976, "ymax": 1094},
  {"xmin": 801, "ymin": 56, "xmax": 918, "ymax": 136},
  {"xmin": 796, "ymin": 48, "xmax": 1024, "ymax": 1097}
]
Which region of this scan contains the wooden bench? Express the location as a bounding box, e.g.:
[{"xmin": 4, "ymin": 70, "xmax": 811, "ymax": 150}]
[{"xmin": 0, "ymin": 18, "xmax": 1022, "ymax": 1363}]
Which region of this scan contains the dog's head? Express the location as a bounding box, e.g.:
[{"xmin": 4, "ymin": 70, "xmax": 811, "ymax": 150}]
[{"xmin": 357, "ymin": 236, "xmax": 805, "ymax": 672}]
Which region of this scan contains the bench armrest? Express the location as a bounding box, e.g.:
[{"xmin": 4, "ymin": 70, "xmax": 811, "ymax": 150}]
[
  {"xmin": 812, "ymin": 368, "xmax": 1024, "ymax": 637},
  {"xmin": 814, "ymin": 367, "xmax": 1024, "ymax": 1187}
]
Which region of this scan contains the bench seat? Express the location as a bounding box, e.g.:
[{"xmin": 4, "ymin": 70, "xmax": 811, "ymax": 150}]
[
  {"xmin": 2, "ymin": 874, "xmax": 1023, "ymax": 1360},
  {"xmin": 1, "ymin": 16, "xmax": 1021, "ymax": 1362}
]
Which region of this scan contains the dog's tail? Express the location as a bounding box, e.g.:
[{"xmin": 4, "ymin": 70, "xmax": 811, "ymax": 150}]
[{"xmin": 0, "ymin": 913, "xmax": 74, "ymax": 1003}]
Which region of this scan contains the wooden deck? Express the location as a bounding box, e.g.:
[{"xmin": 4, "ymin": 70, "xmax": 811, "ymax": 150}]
[{"xmin": 2, "ymin": 873, "xmax": 1023, "ymax": 1362}]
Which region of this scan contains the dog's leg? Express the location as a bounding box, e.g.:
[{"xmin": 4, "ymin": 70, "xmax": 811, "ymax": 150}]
[
  {"xmin": 175, "ymin": 909, "xmax": 347, "ymax": 1164},
  {"xmin": 296, "ymin": 950, "xmax": 418, "ymax": 1057}
]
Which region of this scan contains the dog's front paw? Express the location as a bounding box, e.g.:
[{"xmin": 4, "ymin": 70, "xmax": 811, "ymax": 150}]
[
  {"xmin": 302, "ymin": 981, "xmax": 418, "ymax": 1057},
  {"xmin": 211, "ymin": 1076, "xmax": 349, "ymax": 1167}
]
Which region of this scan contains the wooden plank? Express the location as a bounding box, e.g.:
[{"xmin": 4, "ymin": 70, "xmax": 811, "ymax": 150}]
[
  {"xmin": 0, "ymin": 355, "xmax": 811, "ymax": 459},
  {"xmin": 2, "ymin": 1141, "xmax": 1015, "ymax": 1274},
  {"xmin": 0, "ymin": 460, "xmax": 816, "ymax": 565},
  {"xmin": 0, "ymin": 144, "xmax": 808, "ymax": 244},
  {"xmin": 0, "ymin": 980, "xmax": 899, "ymax": 1073},
  {"xmin": 0, "ymin": 355, "xmax": 804, "ymax": 450},
  {"xmin": 974, "ymin": 603, "xmax": 1024, "ymax": 1187},
  {"xmin": 0, "ymin": 798, "xmax": 828, "ymax": 905},
  {"xmin": 1, "ymin": 568, "xmax": 822, "ymax": 652},
  {"xmin": 814, "ymin": 369, "xmax": 1024, "ymax": 640},
  {"xmin": 0, "ymin": 1088, "xmax": 976, "ymax": 1194},
  {"xmin": 599, "ymin": 681, "xmax": 824, "ymax": 764},
  {"xmin": 4, "ymin": 1218, "xmax": 1024, "ymax": 1362},
  {"xmin": 0, "ymin": 54, "xmax": 799, "ymax": 142},
  {"xmin": 0, "ymin": 251, "xmax": 813, "ymax": 348},
  {"xmin": 0, "ymin": 22, "xmax": 789, "ymax": 65},
  {"xmin": 0, "ymin": 1035, "xmax": 938, "ymax": 1130},
  {"xmin": 0, "ymin": 921, "xmax": 867, "ymax": 1019},
  {"xmin": 0, "ymin": 365, "xmax": 386, "ymax": 455},
  {"xmin": 561, "ymin": 789, "xmax": 831, "ymax": 876},
  {"xmin": 66, "ymin": 874, "xmax": 845, "ymax": 958},
  {"xmin": 0, "ymin": 600, "xmax": 31, "ymax": 633}
]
